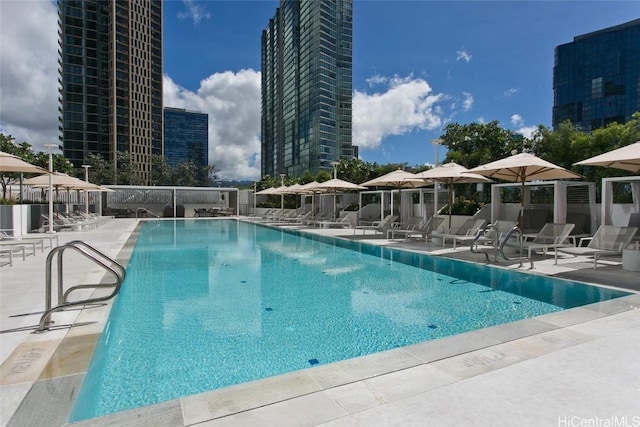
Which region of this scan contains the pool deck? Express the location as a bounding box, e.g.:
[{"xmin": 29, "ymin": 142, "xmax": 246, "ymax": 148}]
[{"xmin": 1, "ymin": 218, "xmax": 638, "ymax": 426}]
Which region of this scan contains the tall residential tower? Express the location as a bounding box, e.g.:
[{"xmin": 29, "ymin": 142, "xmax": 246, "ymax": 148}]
[
  {"xmin": 261, "ymin": 0, "xmax": 354, "ymax": 178},
  {"xmin": 58, "ymin": 0, "xmax": 163, "ymax": 184},
  {"xmin": 163, "ymin": 107, "xmax": 209, "ymax": 168},
  {"xmin": 553, "ymin": 19, "xmax": 640, "ymax": 131}
]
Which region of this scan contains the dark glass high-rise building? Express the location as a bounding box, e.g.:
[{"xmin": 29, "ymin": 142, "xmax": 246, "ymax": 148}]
[
  {"xmin": 163, "ymin": 107, "xmax": 209, "ymax": 168},
  {"xmin": 261, "ymin": 0, "xmax": 353, "ymax": 178},
  {"xmin": 58, "ymin": 0, "xmax": 163, "ymax": 184},
  {"xmin": 553, "ymin": 19, "xmax": 640, "ymax": 131}
]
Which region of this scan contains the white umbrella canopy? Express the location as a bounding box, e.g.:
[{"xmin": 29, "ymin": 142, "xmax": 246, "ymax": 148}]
[
  {"xmin": 414, "ymin": 162, "xmax": 493, "ymax": 229},
  {"xmin": 23, "ymin": 172, "xmax": 89, "ymax": 189},
  {"xmin": 298, "ymin": 181, "xmax": 323, "ymax": 193},
  {"xmin": 0, "ymin": 151, "xmax": 48, "ymax": 174},
  {"xmin": 312, "ymin": 178, "xmax": 367, "ymax": 192},
  {"xmin": 574, "ymin": 141, "xmax": 640, "ymax": 173},
  {"xmin": 310, "ymin": 179, "xmax": 366, "ymax": 220},
  {"xmin": 256, "ymin": 185, "xmax": 289, "ymax": 211},
  {"xmin": 362, "ymin": 169, "xmax": 430, "ymax": 225},
  {"xmin": 468, "ymin": 152, "xmax": 582, "ymax": 182},
  {"xmin": 468, "ymin": 152, "xmax": 582, "ymax": 229},
  {"xmin": 361, "ymin": 169, "xmax": 430, "ymax": 189},
  {"xmin": 255, "ymin": 186, "xmax": 277, "ymax": 195}
]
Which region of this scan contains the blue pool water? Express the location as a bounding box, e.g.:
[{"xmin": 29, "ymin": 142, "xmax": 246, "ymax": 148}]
[{"xmin": 71, "ymin": 219, "xmax": 629, "ymax": 421}]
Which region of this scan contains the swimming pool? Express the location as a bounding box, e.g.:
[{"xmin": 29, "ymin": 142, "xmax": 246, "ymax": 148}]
[{"xmin": 70, "ymin": 219, "xmax": 629, "ymax": 421}]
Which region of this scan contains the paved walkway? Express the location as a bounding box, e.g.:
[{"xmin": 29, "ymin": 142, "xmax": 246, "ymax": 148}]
[{"xmin": 1, "ymin": 219, "xmax": 639, "ymax": 426}]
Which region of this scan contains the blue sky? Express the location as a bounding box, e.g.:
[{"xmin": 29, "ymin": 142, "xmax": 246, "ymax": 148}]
[{"xmin": 1, "ymin": 1, "xmax": 638, "ymax": 180}]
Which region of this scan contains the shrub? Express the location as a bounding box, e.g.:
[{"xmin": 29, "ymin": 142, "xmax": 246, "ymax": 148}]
[{"xmin": 441, "ymin": 196, "xmax": 484, "ymax": 216}]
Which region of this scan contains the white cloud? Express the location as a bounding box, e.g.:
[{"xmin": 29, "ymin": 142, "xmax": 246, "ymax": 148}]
[
  {"xmin": 456, "ymin": 48, "xmax": 472, "ymax": 63},
  {"xmin": 509, "ymin": 114, "xmax": 537, "ymax": 138},
  {"xmin": 462, "ymin": 92, "xmax": 473, "ymax": 112},
  {"xmin": 366, "ymin": 75, "xmax": 388, "ymax": 87},
  {"xmin": 163, "ymin": 71, "xmax": 262, "ymax": 180},
  {"xmin": 511, "ymin": 114, "xmax": 524, "ymax": 127},
  {"xmin": 515, "ymin": 125, "xmax": 538, "ymax": 139},
  {"xmin": 504, "ymin": 88, "xmax": 520, "ymax": 97},
  {"xmin": 177, "ymin": 0, "xmax": 211, "ymax": 25},
  {"xmin": 353, "ymin": 75, "xmax": 445, "ymax": 150},
  {"xmin": 0, "ymin": 1, "xmax": 59, "ymax": 153}
]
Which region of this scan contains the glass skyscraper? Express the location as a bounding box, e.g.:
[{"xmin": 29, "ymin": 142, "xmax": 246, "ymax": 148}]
[
  {"xmin": 58, "ymin": 0, "xmax": 163, "ymax": 184},
  {"xmin": 163, "ymin": 107, "xmax": 209, "ymax": 168},
  {"xmin": 553, "ymin": 19, "xmax": 640, "ymax": 131},
  {"xmin": 261, "ymin": 0, "xmax": 353, "ymax": 178}
]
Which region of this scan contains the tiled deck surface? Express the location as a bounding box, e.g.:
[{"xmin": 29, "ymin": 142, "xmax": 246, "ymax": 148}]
[{"xmin": 1, "ymin": 218, "xmax": 639, "ymax": 427}]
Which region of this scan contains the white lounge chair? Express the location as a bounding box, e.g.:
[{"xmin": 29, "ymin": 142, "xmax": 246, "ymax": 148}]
[
  {"xmin": 0, "ymin": 232, "xmax": 41, "ymax": 255},
  {"xmin": 508, "ymin": 222, "xmax": 575, "ymax": 258},
  {"xmin": 438, "ymin": 218, "xmax": 487, "ymax": 249},
  {"xmin": 386, "ymin": 219, "xmax": 423, "ymax": 240},
  {"xmin": 354, "ymin": 214, "xmax": 397, "ymax": 235},
  {"xmin": 555, "ymin": 225, "xmax": 638, "ymax": 269},
  {"xmin": 0, "ymin": 244, "xmax": 26, "ymax": 267},
  {"xmin": 404, "ymin": 216, "xmax": 445, "ymax": 243},
  {"xmin": 319, "ymin": 215, "xmax": 353, "ymax": 228}
]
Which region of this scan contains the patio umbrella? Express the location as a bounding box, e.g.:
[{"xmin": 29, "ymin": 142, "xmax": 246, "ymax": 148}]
[
  {"xmin": 299, "ymin": 181, "xmax": 322, "ymax": 218},
  {"xmin": 468, "ymin": 152, "xmax": 582, "ymax": 229},
  {"xmin": 361, "ymin": 169, "xmax": 430, "ymax": 224},
  {"xmin": 0, "ymin": 151, "xmax": 49, "ymax": 204},
  {"xmin": 255, "ymin": 186, "xmax": 277, "ymax": 195},
  {"xmin": 0, "ymin": 151, "xmax": 48, "ymax": 174},
  {"xmin": 310, "ymin": 178, "xmax": 367, "ymax": 220},
  {"xmin": 414, "ymin": 162, "xmax": 493, "ymax": 230},
  {"xmin": 24, "ymin": 172, "xmax": 91, "ymax": 191},
  {"xmin": 256, "ymin": 185, "xmax": 289, "ymax": 211},
  {"xmin": 574, "ymin": 141, "xmax": 640, "ymax": 173},
  {"xmin": 274, "ymin": 184, "xmax": 312, "ymax": 209}
]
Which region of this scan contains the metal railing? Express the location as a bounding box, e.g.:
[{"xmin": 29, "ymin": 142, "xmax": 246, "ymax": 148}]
[
  {"xmin": 470, "ymin": 224, "xmax": 533, "ymax": 268},
  {"xmin": 498, "ymin": 226, "xmax": 534, "ymax": 269},
  {"xmin": 36, "ymin": 240, "xmax": 125, "ymax": 332},
  {"xmin": 471, "ymin": 223, "xmax": 497, "ymax": 262}
]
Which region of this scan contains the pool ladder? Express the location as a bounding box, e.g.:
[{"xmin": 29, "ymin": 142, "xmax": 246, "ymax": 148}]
[
  {"xmin": 471, "ymin": 224, "xmax": 533, "ymax": 268},
  {"xmin": 498, "ymin": 226, "xmax": 534, "ymax": 269},
  {"xmin": 35, "ymin": 240, "xmax": 125, "ymax": 333}
]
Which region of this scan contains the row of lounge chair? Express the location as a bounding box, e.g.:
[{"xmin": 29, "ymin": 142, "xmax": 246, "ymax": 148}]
[
  {"xmin": 250, "ymin": 209, "xmax": 638, "ymax": 269},
  {"xmin": 466, "ymin": 220, "xmax": 637, "ymax": 269},
  {"xmin": 0, "ymin": 231, "xmax": 59, "ymax": 267},
  {"xmin": 41, "ymin": 211, "xmax": 111, "ymax": 232}
]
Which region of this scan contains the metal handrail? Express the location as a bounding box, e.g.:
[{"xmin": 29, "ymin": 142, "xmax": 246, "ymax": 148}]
[
  {"xmin": 470, "ymin": 223, "xmax": 495, "ymax": 262},
  {"xmin": 36, "ymin": 241, "xmax": 125, "ymax": 332},
  {"xmin": 498, "ymin": 226, "xmax": 534, "ymax": 269},
  {"xmin": 136, "ymin": 207, "xmax": 159, "ymax": 218}
]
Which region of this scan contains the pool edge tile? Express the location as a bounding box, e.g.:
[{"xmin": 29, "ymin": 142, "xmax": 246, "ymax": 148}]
[
  {"xmin": 180, "ymin": 370, "xmax": 323, "ymax": 425},
  {"xmin": 67, "ymin": 399, "xmax": 184, "ymax": 427}
]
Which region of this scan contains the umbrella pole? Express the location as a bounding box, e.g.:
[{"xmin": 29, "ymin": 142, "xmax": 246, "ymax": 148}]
[
  {"xmin": 520, "ymin": 179, "xmax": 525, "ymax": 230},
  {"xmin": 448, "ymin": 181, "xmax": 453, "ymax": 231}
]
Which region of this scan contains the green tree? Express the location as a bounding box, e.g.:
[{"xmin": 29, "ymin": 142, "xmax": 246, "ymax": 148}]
[
  {"xmin": 439, "ymin": 121, "xmax": 523, "ymax": 168},
  {"xmin": 315, "ymin": 170, "xmax": 332, "ymax": 182},
  {"xmin": 335, "ymin": 158, "xmax": 373, "ymax": 184},
  {"xmin": 85, "ymin": 153, "xmax": 112, "ymax": 185}
]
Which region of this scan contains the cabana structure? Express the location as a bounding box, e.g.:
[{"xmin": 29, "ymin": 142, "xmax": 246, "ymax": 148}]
[
  {"xmin": 357, "ymin": 188, "xmax": 448, "ymax": 225},
  {"xmin": 600, "ymin": 176, "xmax": 640, "ymax": 226},
  {"xmin": 490, "ymin": 181, "xmax": 597, "ymax": 235}
]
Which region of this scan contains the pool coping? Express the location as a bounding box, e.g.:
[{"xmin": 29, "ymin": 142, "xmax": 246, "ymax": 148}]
[{"xmin": 3, "ymin": 218, "xmax": 639, "ymax": 426}]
